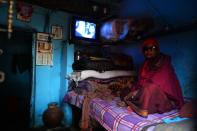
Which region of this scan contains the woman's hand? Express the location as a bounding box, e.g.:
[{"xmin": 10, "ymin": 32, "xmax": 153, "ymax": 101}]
[{"xmin": 124, "ymin": 90, "xmax": 138, "ymax": 101}]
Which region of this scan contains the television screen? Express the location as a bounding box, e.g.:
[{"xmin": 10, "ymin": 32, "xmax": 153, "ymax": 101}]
[
  {"xmin": 69, "ymin": 16, "xmax": 99, "ymax": 44},
  {"xmin": 75, "ymin": 20, "xmax": 96, "ymax": 39}
]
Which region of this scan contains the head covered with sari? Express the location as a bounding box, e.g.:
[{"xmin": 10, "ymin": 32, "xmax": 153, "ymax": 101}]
[{"xmin": 141, "ymin": 38, "xmax": 160, "ymax": 58}]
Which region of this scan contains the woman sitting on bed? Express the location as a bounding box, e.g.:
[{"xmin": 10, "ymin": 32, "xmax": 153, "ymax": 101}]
[{"xmin": 124, "ymin": 38, "xmax": 184, "ymax": 117}]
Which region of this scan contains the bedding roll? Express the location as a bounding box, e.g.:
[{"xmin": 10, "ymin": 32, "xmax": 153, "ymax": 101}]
[{"xmin": 72, "ymin": 60, "xmax": 133, "ymax": 72}]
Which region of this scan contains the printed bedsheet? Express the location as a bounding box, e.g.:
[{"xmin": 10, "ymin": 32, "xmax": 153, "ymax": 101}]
[{"xmin": 64, "ymin": 91, "xmax": 179, "ymax": 131}]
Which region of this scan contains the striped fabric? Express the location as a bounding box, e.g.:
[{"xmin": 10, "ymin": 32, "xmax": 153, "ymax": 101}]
[{"xmin": 64, "ymin": 91, "xmax": 179, "ymax": 131}]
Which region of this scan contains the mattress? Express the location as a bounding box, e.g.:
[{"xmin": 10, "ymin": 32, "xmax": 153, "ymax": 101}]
[{"xmin": 64, "ymin": 91, "xmax": 180, "ymax": 131}]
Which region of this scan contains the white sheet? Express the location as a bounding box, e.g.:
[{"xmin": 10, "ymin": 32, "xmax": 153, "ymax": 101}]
[{"xmin": 66, "ymin": 70, "xmax": 137, "ymax": 82}]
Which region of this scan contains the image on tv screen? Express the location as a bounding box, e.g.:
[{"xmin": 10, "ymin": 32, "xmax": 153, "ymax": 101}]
[{"xmin": 75, "ymin": 20, "xmax": 96, "ymax": 39}]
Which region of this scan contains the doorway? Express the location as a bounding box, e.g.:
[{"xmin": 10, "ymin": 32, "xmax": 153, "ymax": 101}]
[{"xmin": 0, "ymin": 30, "xmax": 33, "ymax": 130}]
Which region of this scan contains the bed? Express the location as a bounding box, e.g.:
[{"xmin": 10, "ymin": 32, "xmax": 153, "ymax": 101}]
[
  {"xmin": 64, "ymin": 90, "xmax": 181, "ymax": 131},
  {"xmin": 64, "ymin": 70, "xmax": 188, "ymax": 131}
]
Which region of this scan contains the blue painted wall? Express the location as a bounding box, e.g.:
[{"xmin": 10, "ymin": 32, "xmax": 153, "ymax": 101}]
[
  {"xmin": 120, "ymin": 0, "xmax": 196, "ymax": 26},
  {"xmin": 0, "ymin": 3, "xmax": 73, "ymax": 127}
]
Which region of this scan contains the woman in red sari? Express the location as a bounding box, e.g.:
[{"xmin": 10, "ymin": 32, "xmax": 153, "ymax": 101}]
[{"xmin": 124, "ymin": 38, "xmax": 184, "ymax": 117}]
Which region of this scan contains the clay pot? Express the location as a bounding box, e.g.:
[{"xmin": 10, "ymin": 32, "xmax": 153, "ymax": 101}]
[{"xmin": 42, "ymin": 102, "xmax": 64, "ymax": 128}]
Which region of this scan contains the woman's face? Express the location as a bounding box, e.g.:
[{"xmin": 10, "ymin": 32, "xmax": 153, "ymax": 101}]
[{"xmin": 142, "ymin": 44, "xmax": 159, "ymax": 59}]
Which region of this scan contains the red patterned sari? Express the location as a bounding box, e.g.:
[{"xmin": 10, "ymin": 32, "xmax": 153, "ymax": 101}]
[{"xmin": 125, "ymin": 53, "xmax": 184, "ymax": 117}]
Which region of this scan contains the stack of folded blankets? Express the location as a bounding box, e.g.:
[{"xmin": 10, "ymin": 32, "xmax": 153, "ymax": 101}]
[
  {"xmin": 72, "ymin": 52, "xmax": 134, "ymax": 72},
  {"xmin": 67, "ymin": 70, "xmax": 137, "ymax": 97},
  {"xmin": 68, "ymin": 52, "xmax": 137, "ymax": 97}
]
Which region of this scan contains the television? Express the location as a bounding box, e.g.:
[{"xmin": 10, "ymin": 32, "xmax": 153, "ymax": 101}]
[{"xmin": 69, "ymin": 16, "xmax": 100, "ymax": 44}]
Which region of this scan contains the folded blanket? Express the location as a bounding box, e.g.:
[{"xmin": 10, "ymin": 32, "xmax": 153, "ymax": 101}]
[
  {"xmin": 72, "ymin": 60, "xmax": 133, "ymax": 71},
  {"xmin": 67, "ymin": 70, "xmax": 136, "ymax": 82}
]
